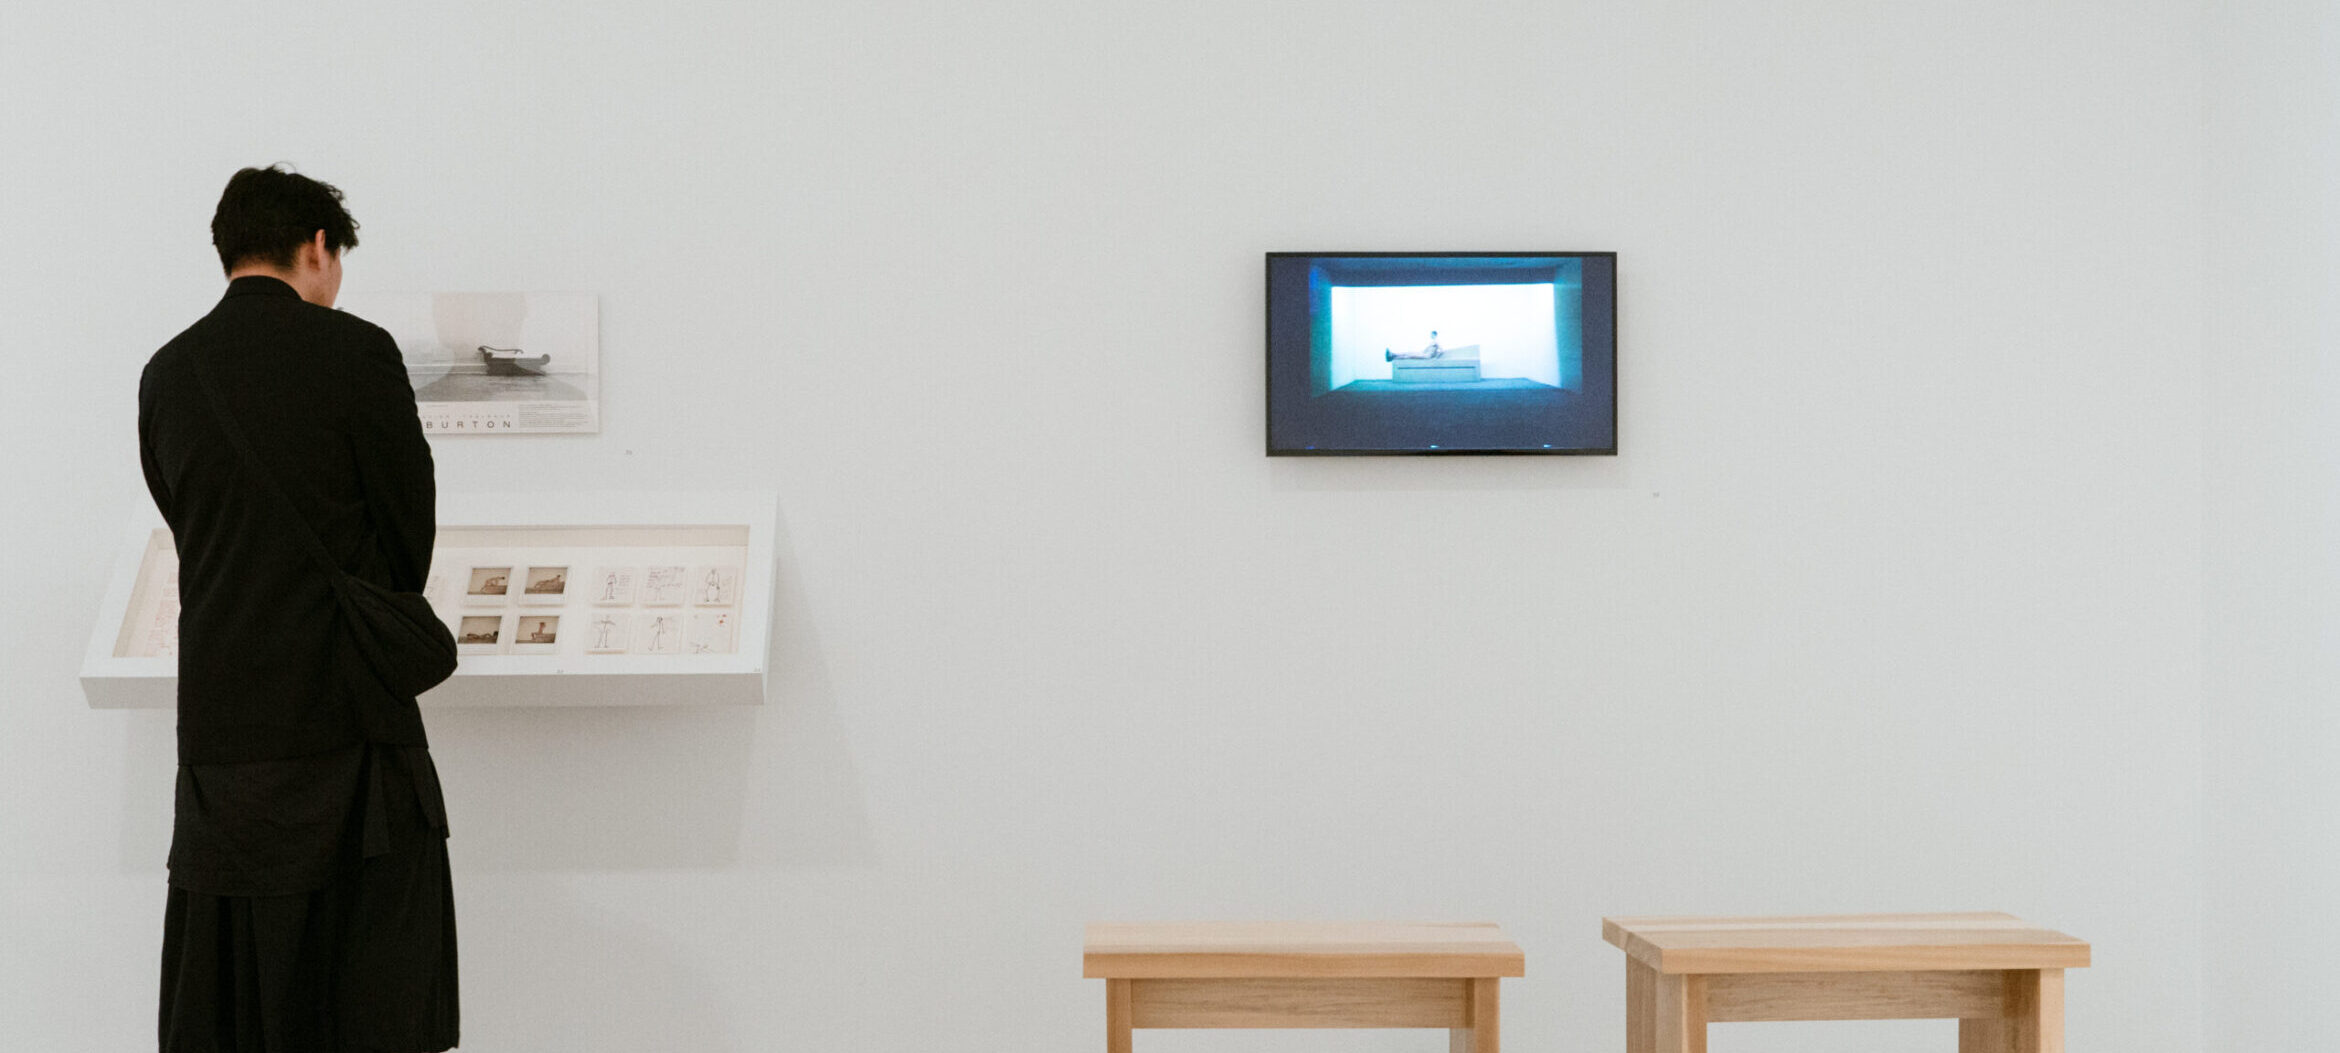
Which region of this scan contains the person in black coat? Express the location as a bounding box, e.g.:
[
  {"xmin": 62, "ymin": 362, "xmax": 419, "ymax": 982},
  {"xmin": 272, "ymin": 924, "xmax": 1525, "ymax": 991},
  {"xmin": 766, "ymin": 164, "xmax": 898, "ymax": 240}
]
[{"xmin": 139, "ymin": 165, "xmax": 458, "ymax": 1053}]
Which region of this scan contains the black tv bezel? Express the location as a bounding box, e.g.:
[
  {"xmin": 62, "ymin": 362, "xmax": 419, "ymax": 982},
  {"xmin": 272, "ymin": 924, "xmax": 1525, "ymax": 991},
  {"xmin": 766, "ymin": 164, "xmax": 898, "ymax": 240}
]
[{"xmin": 1263, "ymin": 250, "xmax": 1619, "ymax": 457}]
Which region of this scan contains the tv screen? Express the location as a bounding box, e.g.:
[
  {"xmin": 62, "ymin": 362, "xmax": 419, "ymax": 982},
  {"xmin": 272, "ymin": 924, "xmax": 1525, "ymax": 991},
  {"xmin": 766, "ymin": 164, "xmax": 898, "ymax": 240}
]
[{"xmin": 1265, "ymin": 252, "xmax": 1617, "ymax": 455}]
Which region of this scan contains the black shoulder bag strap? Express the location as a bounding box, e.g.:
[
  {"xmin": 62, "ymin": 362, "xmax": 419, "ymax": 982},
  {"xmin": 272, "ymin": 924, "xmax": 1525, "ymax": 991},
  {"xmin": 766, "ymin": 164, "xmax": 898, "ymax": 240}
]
[{"xmin": 186, "ymin": 349, "xmax": 458, "ymax": 700}]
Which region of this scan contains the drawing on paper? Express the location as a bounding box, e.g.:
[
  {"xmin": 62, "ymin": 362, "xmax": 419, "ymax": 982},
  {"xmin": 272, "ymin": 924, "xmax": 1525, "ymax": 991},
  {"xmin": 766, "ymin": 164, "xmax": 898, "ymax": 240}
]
[
  {"xmin": 690, "ymin": 565, "xmax": 740, "ymax": 607},
  {"xmin": 635, "ymin": 612, "xmax": 683, "ymax": 655},
  {"xmin": 590, "ymin": 566, "xmax": 638, "ymax": 606},
  {"xmin": 584, "ymin": 612, "xmax": 628, "ymax": 653},
  {"xmin": 688, "ymin": 610, "xmax": 738, "ymax": 654},
  {"xmin": 641, "ymin": 566, "xmax": 687, "ymax": 606}
]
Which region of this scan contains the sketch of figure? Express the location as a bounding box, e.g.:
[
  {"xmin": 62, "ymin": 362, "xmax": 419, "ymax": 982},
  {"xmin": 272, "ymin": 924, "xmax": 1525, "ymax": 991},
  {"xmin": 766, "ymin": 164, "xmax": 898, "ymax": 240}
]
[
  {"xmin": 645, "ymin": 615, "xmax": 678, "ymax": 653},
  {"xmin": 642, "ymin": 566, "xmax": 686, "ymax": 606},
  {"xmin": 590, "ymin": 566, "xmax": 638, "ymax": 606},
  {"xmin": 591, "ymin": 615, "xmax": 619, "ymax": 650},
  {"xmin": 689, "ymin": 565, "xmax": 739, "ymax": 607}
]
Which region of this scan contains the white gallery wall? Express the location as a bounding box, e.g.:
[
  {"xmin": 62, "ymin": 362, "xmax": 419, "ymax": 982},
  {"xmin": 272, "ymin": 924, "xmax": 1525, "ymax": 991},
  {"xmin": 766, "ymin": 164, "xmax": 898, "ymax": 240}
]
[
  {"xmin": 2203, "ymin": 3, "xmax": 2340, "ymax": 1051},
  {"xmin": 0, "ymin": 2, "xmax": 2228, "ymax": 1050}
]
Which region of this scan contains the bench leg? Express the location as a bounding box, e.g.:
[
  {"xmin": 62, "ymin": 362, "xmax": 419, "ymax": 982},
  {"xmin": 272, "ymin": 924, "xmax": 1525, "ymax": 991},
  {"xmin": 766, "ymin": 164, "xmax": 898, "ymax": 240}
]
[
  {"xmin": 1627, "ymin": 959, "xmax": 1706, "ymax": 1053},
  {"xmin": 1958, "ymin": 969, "xmax": 2063, "ymax": 1053},
  {"xmin": 1108, "ymin": 979, "xmax": 1132, "ymax": 1053},
  {"xmin": 1448, "ymin": 977, "xmax": 1499, "ymax": 1053}
]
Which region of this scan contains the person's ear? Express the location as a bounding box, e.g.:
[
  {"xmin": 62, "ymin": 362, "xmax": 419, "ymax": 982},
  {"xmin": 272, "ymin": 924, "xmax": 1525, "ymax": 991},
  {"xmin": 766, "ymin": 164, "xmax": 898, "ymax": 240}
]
[{"xmin": 302, "ymin": 230, "xmax": 330, "ymax": 270}]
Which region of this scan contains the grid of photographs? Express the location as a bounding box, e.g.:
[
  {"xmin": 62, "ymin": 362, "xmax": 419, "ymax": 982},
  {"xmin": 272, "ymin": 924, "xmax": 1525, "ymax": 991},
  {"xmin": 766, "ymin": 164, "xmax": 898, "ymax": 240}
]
[{"xmin": 440, "ymin": 559, "xmax": 742, "ymax": 656}]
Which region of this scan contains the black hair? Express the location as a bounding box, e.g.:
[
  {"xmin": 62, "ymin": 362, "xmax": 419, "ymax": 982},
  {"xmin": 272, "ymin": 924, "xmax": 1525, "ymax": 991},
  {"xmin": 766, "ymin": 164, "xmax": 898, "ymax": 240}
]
[{"xmin": 209, "ymin": 165, "xmax": 359, "ymax": 275}]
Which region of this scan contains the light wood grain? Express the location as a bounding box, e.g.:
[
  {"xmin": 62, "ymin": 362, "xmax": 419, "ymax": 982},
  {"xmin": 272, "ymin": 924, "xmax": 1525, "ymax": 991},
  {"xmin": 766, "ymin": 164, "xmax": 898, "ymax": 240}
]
[
  {"xmin": 1703, "ymin": 969, "xmax": 2003, "ymax": 1021},
  {"xmin": 1959, "ymin": 969, "xmax": 2063, "ymax": 1053},
  {"xmin": 1446, "ymin": 976, "xmax": 1499, "ymax": 1053},
  {"xmin": 1603, "ymin": 913, "xmax": 2090, "ymax": 975},
  {"xmin": 1085, "ymin": 922, "xmax": 1525, "ymax": 979},
  {"xmin": 1126, "ymin": 978, "xmax": 1467, "ymax": 1028},
  {"xmin": 2032, "ymin": 969, "xmax": 2065, "ymax": 1053},
  {"xmin": 1628, "ymin": 958, "xmax": 1706, "ymax": 1053},
  {"xmin": 1107, "ymin": 979, "xmax": 1131, "ymax": 1053},
  {"xmin": 1613, "ymin": 914, "xmax": 2083, "ymax": 1052},
  {"xmin": 1628, "ymin": 957, "xmax": 1654, "ymax": 1053}
]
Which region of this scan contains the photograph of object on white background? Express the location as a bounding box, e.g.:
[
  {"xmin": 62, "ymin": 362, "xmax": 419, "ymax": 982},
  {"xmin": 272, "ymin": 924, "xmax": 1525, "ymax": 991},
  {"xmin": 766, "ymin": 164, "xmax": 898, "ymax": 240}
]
[
  {"xmin": 465, "ymin": 566, "xmax": 511, "ymax": 605},
  {"xmin": 690, "ymin": 565, "xmax": 739, "ymax": 607},
  {"xmin": 336, "ymin": 292, "xmax": 599, "ymax": 435},
  {"xmin": 687, "ymin": 610, "xmax": 737, "ymax": 654},
  {"xmin": 456, "ymin": 615, "xmax": 504, "ymax": 653},
  {"xmin": 512, "ymin": 614, "xmax": 561, "ymax": 654},
  {"xmin": 634, "ymin": 612, "xmax": 684, "ymax": 655},
  {"xmin": 641, "ymin": 566, "xmax": 687, "ymax": 606},
  {"xmin": 582, "ymin": 612, "xmax": 629, "ymax": 654},
  {"xmin": 588, "ymin": 566, "xmax": 638, "ymax": 606},
  {"xmin": 519, "ymin": 565, "xmax": 569, "ymax": 605}
]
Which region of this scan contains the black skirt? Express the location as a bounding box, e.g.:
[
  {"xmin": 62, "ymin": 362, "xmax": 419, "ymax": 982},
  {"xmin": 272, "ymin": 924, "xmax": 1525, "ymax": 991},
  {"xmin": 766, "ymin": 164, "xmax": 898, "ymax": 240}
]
[{"xmin": 160, "ymin": 746, "xmax": 458, "ymax": 1053}]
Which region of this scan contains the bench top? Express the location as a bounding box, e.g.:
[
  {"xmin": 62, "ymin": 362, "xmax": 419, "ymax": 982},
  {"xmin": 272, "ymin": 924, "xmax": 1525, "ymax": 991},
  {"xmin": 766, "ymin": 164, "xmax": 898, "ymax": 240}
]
[
  {"xmin": 1602, "ymin": 912, "xmax": 2090, "ymax": 975},
  {"xmin": 1084, "ymin": 922, "xmax": 1525, "ymax": 979}
]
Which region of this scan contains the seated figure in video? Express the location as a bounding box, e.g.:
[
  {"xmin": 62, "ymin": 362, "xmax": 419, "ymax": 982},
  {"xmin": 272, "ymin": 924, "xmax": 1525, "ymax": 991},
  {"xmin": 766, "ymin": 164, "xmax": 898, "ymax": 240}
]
[{"xmin": 1385, "ymin": 331, "xmax": 1445, "ymax": 361}]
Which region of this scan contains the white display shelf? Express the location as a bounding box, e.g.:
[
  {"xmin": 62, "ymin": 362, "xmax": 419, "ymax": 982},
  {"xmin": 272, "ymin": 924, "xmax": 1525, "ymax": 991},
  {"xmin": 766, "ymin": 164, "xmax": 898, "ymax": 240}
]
[{"xmin": 81, "ymin": 491, "xmax": 777, "ymax": 709}]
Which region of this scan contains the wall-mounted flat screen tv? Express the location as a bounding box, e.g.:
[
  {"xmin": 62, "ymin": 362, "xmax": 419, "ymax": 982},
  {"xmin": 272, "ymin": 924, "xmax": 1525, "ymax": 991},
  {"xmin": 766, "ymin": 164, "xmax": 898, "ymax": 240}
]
[{"xmin": 1265, "ymin": 252, "xmax": 1617, "ymax": 455}]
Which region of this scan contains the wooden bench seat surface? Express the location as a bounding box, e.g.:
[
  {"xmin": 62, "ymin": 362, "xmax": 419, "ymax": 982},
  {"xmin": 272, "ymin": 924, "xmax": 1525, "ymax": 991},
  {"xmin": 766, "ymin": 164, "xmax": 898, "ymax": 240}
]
[{"xmin": 1085, "ymin": 922, "xmax": 1526, "ymax": 979}]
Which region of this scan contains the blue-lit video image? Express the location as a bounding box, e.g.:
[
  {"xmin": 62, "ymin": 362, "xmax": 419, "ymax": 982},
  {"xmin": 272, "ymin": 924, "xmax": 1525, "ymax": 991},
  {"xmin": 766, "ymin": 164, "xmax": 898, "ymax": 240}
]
[{"xmin": 1266, "ymin": 254, "xmax": 1616, "ymax": 454}]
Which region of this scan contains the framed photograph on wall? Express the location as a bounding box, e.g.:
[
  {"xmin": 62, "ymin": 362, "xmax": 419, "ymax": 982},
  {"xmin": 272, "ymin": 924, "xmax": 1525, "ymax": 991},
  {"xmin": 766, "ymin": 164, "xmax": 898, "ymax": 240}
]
[{"xmin": 337, "ymin": 291, "xmax": 601, "ymax": 435}]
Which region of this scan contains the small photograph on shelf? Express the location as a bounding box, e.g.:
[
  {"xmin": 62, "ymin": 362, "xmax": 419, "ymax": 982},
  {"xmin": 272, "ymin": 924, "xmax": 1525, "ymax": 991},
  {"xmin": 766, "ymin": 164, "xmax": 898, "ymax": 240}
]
[
  {"xmin": 641, "ymin": 565, "xmax": 688, "ymax": 606},
  {"xmin": 687, "ymin": 610, "xmax": 738, "ymax": 654},
  {"xmin": 456, "ymin": 614, "xmax": 505, "ymax": 653},
  {"xmin": 689, "ymin": 565, "xmax": 741, "ymax": 607},
  {"xmin": 633, "ymin": 611, "xmax": 685, "ymax": 655},
  {"xmin": 581, "ymin": 611, "xmax": 629, "ymax": 654},
  {"xmin": 466, "ymin": 566, "xmax": 512, "ymax": 605},
  {"xmin": 512, "ymin": 614, "xmax": 562, "ymax": 654},
  {"xmin": 519, "ymin": 565, "xmax": 570, "ymax": 606},
  {"xmin": 587, "ymin": 566, "xmax": 638, "ymax": 606}
]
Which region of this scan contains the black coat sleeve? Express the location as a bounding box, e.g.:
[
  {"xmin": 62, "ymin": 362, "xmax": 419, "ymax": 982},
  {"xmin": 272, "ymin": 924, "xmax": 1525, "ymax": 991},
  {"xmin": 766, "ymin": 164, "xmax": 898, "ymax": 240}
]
[
  {"xmin": 347, "ymin": 327, "xmax": 436, "ymax": 591},
  {"xmin": 137, "ymin": 367, "xmax": 173, "ymax": 521}
]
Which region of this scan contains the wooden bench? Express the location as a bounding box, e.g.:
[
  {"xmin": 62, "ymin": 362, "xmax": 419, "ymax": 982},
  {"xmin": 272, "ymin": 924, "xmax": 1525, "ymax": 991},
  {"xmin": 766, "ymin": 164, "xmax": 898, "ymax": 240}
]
[
  {"xmin": 1602, "ymin": 912, "xmax": 2089, "ymax": 1052},
  {"xmin": 1085, "ymin": 922, "xmax": 1524, "ymax": 1052}
]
